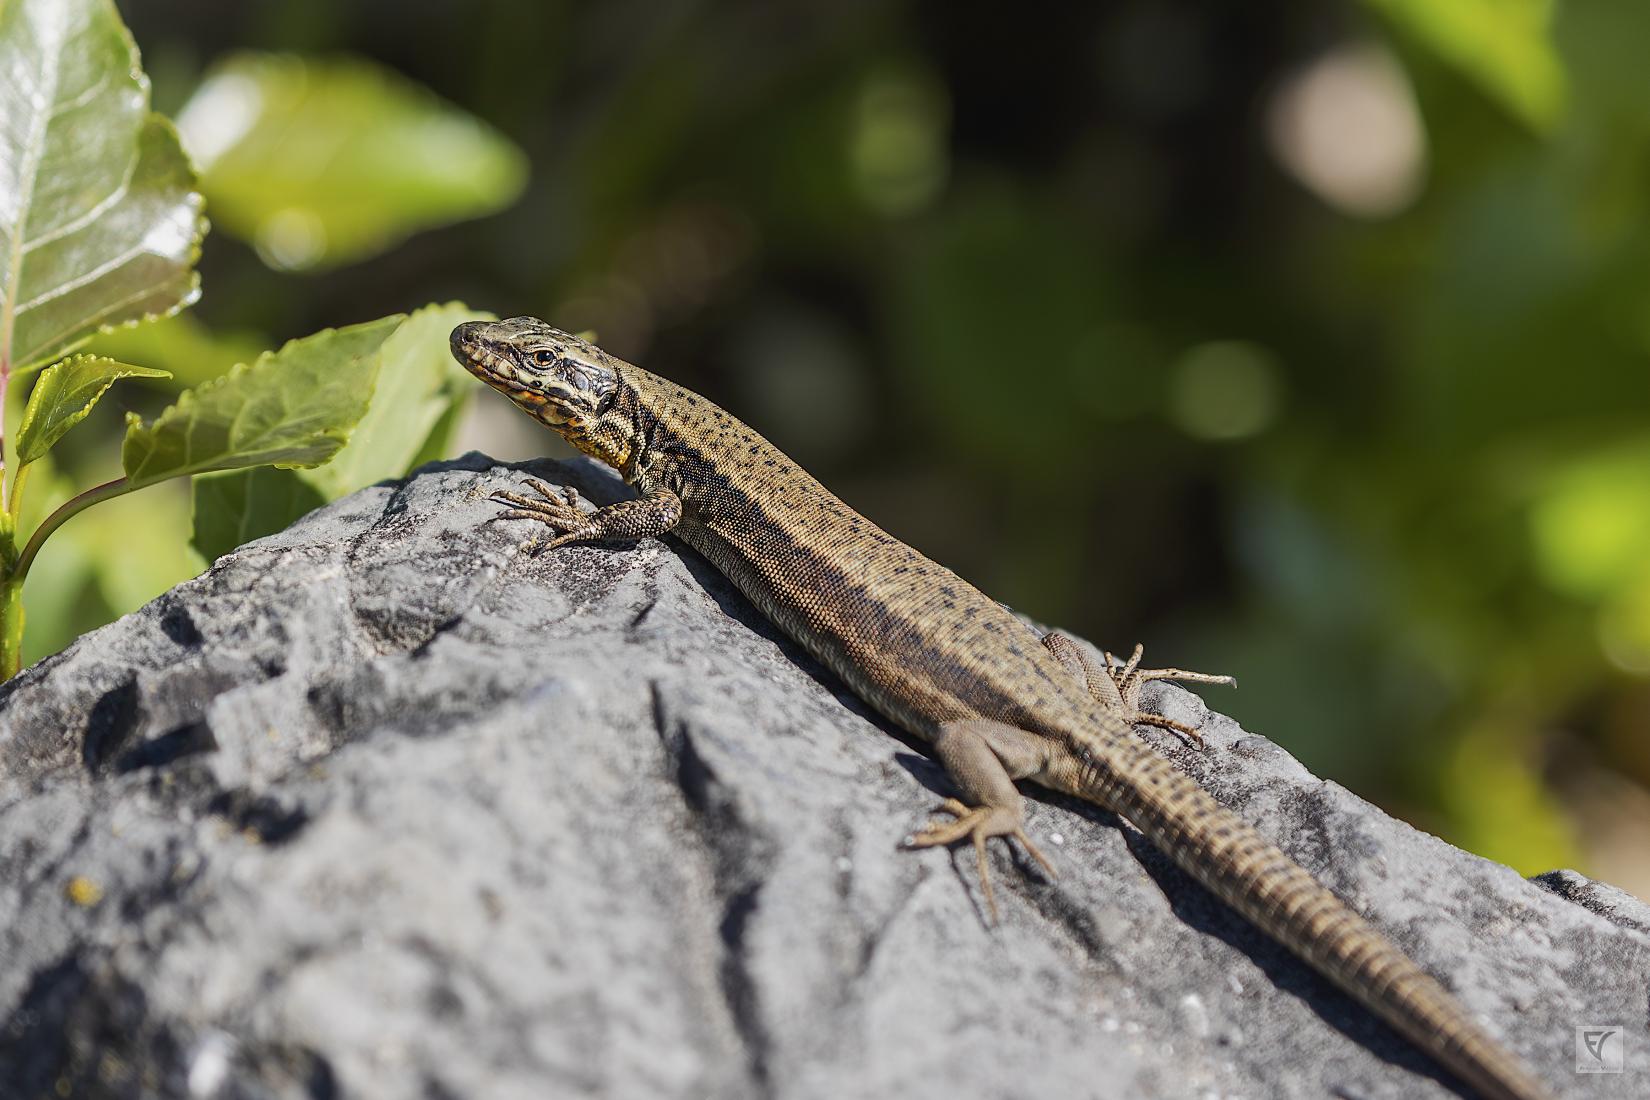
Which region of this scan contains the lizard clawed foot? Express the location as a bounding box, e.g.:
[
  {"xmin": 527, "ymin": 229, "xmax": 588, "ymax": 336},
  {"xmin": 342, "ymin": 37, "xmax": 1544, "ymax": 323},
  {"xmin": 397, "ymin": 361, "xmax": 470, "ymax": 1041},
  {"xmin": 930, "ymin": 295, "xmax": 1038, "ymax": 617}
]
[
  {"xmin": 1103, "ymin": 643, "xmax": 1236, "ymax": 750},
  {"xmin": 906, "ymin": 798, "xmax": 1055, "ymax": 922},
  {"xmin": 488, "ymin": 478, "xmax": 594, "ymax": 552},
  {"xmin": 1043, "ymin": 632, "xmax": 1235, "ymax": 749}
]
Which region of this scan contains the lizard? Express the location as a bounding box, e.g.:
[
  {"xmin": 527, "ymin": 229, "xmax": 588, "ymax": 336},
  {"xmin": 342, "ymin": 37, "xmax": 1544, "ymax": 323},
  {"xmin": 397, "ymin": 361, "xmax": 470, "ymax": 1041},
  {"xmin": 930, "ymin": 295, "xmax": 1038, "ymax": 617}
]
[{"xmin": 449, "ymin": 316, "xmax": 1556, "ymax": 1100}]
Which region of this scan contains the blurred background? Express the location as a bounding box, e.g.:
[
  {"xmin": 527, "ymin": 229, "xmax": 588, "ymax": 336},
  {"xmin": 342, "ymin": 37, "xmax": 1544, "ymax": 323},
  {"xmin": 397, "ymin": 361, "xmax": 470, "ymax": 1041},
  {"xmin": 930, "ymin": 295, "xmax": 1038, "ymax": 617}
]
[{"xmin": 37, "ymin": 0, "xmax": 1650, "ymax": 897}]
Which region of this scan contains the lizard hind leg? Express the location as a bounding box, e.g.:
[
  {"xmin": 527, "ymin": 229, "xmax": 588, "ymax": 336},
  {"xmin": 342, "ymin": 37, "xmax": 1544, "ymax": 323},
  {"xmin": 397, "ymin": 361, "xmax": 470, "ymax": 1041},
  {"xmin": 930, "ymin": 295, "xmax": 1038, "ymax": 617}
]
[
  {"xmin": 905, "ymin": 719, "xmax": 1057, "ymax": 922},
  {"xmin": 1042, "ymin": 632, "xmax": 1235, "ymax": 748}
]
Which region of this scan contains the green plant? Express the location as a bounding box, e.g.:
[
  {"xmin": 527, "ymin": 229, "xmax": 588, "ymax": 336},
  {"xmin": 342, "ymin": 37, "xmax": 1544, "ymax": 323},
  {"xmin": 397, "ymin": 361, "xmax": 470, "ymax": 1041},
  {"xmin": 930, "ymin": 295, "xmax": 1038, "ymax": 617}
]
[{"xmin": 0, "ymin": 0, "xmax": 515, "ymax": 679}]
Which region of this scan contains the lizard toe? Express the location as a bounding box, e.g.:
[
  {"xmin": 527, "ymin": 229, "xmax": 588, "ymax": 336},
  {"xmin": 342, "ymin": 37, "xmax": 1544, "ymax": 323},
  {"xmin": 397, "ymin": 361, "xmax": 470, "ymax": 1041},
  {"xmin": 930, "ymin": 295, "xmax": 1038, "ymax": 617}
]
[
  {"xmin": 905, "ymin": 802, "xmax": 1052, "ymax": 922},
  {"xmin": 1122, "ymin": 709, "xmax": 1208, "ymax": 750}
]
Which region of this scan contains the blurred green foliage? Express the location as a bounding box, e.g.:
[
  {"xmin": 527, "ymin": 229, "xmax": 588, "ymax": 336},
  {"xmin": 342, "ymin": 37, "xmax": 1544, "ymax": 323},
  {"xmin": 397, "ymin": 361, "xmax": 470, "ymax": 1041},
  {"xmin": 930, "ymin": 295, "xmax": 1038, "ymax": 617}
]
[
  {"xmin": 16, "ymin": 0, "xmax": 1648, "ymax": 893},
  {"xmin": 177, "ymin": 53, "xmax": 527, "ymax": 270},
  {"xmin": 1369, "ymin": 0, "xmax": 1564, "ymax": 129}
]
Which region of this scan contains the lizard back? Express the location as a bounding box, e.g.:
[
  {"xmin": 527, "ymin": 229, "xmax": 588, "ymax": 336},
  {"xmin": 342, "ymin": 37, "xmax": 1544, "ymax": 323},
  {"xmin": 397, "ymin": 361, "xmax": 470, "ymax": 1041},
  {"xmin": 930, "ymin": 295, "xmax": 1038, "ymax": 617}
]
[{"xmin": 621, "ymin": 364, "xmax": 1093, "ymax": 743}]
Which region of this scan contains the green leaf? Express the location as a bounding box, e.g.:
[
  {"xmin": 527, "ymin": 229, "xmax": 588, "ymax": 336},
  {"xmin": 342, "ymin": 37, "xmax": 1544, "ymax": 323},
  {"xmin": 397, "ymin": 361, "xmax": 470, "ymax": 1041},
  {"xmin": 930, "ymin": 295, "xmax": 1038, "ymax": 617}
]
[
  {"xmin": 176, "ymin": 53, "xmax": 527, "ymax": 270},
  {"xmin": 405, "ymin": 399, "xmax": 467, "ymax": 472},
  {"xmin": 187, "ymin": 302, "xmax": 487, "ymax": 561},
  {"xmin": 302, "ymin": 302, "xmax": 484, "ymax": 496},
  {"xmin": 0, "ymin": 0, "xmax": 206, "ymax": 374},
  {"xmin": 17, "ymin": 354, "xmax": 169, "ymax": 464},
  {"xmin": 190, "ymin": 466, "xmax": 325, "ymax": 563},
  {"xmin": 1366, "ymin": 0, "xmax": 1565, "ymax": 130},
  {"xmin": 121, "ymin": 315, "xmax": 402, "ymax": 489}
]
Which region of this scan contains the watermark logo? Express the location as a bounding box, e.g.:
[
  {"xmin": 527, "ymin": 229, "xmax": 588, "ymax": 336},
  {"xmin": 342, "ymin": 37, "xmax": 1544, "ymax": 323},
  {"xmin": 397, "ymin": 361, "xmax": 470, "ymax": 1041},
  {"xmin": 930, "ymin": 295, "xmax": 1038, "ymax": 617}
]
[{"xmin": 1575, "ymin": 1024, "xmax": 1625, "ymax": 1074}]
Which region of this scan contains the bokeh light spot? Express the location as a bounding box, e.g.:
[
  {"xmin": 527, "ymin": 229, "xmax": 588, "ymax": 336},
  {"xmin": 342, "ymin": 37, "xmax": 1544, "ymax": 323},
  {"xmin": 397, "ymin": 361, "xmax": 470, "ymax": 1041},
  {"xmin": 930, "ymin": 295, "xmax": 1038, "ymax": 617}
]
[
  {"xmin": 1527, "ymin": 444, "xmax": 1650, "ymax": 598},
  {"xmin": 175, "ymin": 70, "xmax": 263, "ymax": 170},
  {"xmin": 851, "ymin": 66, "xmax": 949, "ymax": 217},
  {"xmin": 1168, "ymin": 341, "xmax": 1283, "ymax": 441},
  {"xmin": 254, "ymin": 207, "xmax": 328, "ymax": 270},
  {"xmin": 1598, "ymin": 602, "xmax": 1650, "ymax": 677},
  {"xmin": 1267, "ymin": 43, "xmax": 1426, "ymax": 218}
]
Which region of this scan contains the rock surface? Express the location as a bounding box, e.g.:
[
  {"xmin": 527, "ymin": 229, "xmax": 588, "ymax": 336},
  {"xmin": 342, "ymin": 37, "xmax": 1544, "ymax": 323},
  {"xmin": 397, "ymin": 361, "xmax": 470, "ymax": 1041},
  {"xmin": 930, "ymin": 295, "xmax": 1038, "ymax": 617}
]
[{"xmin": 1, "ymin": 453, "xmax": 1646, "ymax": 1100}]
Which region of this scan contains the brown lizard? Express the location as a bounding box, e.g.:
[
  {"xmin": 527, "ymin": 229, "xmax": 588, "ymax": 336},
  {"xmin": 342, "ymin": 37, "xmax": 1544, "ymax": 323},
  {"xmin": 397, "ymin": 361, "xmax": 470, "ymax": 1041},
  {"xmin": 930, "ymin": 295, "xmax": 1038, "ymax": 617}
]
[{"xmin": 450, "ymin": 316, "xmax": 1556, "ymax": 1100}]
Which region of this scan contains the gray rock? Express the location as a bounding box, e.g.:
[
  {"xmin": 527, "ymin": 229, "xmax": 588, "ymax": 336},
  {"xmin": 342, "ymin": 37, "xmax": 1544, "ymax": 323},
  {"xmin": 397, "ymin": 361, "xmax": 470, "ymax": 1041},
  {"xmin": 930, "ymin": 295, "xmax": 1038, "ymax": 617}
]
[{"xmin": 0, "ymin": 453, "xmax": 1645, "ymax": 1100}]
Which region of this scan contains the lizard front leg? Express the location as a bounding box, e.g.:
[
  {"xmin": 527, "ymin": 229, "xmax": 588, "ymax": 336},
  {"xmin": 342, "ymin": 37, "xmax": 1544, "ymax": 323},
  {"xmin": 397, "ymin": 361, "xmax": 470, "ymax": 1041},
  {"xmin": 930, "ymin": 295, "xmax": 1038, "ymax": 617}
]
[
  {"xmin": 491, "ymin": 477, "xmax": 683, "ymax": 552},
  {"xmin": 1042, "ymin": 633, "xmax": 1234, "ymax": 747},
  {"xmin": 905, "ymin": 719, "xmax": 1058, "ymax": 921}
]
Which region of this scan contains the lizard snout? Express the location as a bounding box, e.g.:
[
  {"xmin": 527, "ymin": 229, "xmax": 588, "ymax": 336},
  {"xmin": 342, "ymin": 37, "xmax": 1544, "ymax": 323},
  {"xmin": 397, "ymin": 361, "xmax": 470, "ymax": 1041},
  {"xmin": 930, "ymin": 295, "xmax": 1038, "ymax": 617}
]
[{"xmin": 450, "ymin": 321, "xmax": 484, "ymax": 361}]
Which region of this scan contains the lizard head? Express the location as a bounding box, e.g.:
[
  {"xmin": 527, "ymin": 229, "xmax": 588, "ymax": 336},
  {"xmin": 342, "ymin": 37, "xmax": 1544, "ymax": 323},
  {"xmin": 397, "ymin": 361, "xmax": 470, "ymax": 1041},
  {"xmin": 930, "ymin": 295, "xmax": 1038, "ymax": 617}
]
[
  {"xmin": 450, "ymin": 317, "xmax": 636, "ymax": 470},
  {"xmin": 450, "ymin": 317, "xmax": 619, "ymax": 427}
]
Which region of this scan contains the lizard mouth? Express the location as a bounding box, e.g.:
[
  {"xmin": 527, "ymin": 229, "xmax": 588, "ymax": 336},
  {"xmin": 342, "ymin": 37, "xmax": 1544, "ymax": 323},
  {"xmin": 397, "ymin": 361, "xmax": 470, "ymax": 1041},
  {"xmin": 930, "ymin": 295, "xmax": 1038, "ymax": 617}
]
[
  {"xmin": 450, "ymin": 323, "xmax": 553, "ymax": 409},
  {"xmin": 450, "ymin": 324, "xmax": 531, "ymax": 393}
]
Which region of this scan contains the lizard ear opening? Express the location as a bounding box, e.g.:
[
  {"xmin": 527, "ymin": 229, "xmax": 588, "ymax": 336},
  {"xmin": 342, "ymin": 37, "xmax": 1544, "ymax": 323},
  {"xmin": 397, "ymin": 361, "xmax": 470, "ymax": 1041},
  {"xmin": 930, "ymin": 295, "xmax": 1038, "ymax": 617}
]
[{"xmin": 591, "ymin": 382, "xmax": 618, "ymax": 417}]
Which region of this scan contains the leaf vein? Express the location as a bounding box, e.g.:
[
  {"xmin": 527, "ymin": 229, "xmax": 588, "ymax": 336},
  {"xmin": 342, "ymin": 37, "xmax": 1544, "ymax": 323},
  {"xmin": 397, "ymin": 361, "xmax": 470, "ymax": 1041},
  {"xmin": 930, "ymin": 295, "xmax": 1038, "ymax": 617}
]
[
  {"xmin": 48, "ymin": 71, "xmax": 111, "ymax": 118},
  {"xmin": 20, "ymin": 146, "xmax": 138, "ymax": 254},
  {"xmin": 18, "ymin": 275, "xmax": 182, "ymax": 371},
  {"xmin": 16, "ymin": 236, "xmax": 157, "ymax": 313},
  {"xmin": 1, "ymin": 0, "xmax": 72, "ymax": 364}
]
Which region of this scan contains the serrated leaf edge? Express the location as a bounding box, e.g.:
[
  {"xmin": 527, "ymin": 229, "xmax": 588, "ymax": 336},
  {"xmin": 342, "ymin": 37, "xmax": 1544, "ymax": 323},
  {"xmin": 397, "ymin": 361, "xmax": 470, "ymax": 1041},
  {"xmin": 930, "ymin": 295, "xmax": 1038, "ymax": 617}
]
[
  {"xmin": 17, "ymin": 352, "xmax": 170, "ymax": 465},
  {"xmin": 121, "ymin": 314, "xmax": 406, "ymax": 485}
]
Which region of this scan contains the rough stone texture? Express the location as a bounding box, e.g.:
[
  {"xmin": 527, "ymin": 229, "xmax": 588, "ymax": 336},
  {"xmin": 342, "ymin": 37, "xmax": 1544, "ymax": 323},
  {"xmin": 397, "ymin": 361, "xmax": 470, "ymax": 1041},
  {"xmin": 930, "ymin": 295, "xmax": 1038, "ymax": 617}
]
[{"xmin": 1, "ymin": 453, "xmax": 1646, "ymax": 1100}]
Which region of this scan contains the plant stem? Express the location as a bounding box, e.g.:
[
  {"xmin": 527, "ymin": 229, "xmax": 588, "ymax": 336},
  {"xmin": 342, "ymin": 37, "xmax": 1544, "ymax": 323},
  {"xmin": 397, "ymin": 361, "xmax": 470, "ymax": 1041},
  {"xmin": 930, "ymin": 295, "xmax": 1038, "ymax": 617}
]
[
  {"xmin": 0, "ymin": 579, "xmax": 21, "ymax": 681},
  {"xmin": 2, "ymin": 475, "xmax": 142, "ymax": 680},
  {"xmin": 0, "ymin": 353, "xmax": 10, "ymax": 512},
  {"xmin": 7, "ymin": 461, "xmax": 30, "ymax": 520},
  {"xmin": 10, "ymin": 476, "xmax": 134, "ymax": 583},
  {"xmin": 0, "ymin": 352, "xmax": 17, "ymax": 680}
]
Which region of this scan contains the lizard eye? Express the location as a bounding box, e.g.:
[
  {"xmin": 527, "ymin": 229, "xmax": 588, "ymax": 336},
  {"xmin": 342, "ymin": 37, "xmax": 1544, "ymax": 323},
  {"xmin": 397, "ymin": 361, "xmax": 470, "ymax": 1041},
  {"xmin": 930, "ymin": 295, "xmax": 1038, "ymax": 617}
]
[{"xmin": 532, "ymin": 349, "xmax": 557, "ymax": 366}]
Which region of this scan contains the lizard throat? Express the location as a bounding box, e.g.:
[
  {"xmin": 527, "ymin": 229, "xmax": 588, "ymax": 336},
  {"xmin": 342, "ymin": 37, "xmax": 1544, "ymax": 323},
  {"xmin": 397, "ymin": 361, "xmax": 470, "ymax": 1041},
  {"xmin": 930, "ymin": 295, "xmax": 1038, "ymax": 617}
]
[{"xmin": 548, "ymin": 413, "xmax": 632, "ymax": 474}]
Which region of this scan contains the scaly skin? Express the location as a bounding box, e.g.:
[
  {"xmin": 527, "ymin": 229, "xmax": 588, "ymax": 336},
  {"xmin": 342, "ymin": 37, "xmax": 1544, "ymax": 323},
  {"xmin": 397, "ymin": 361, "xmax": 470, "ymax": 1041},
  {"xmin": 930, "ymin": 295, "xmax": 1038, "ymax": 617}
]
[{"xmin": 451, "ymin": 317, "xmax": 1555, "ymax": 1100}]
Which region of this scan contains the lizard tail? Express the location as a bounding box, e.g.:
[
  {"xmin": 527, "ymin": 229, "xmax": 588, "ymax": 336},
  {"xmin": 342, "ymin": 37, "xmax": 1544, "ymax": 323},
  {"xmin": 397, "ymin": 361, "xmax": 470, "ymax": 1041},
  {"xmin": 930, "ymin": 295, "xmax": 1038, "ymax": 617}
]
[{"xmin": 1081, "ymin": 737, "xmax": 1554, "ymax": 1100}]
